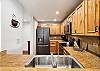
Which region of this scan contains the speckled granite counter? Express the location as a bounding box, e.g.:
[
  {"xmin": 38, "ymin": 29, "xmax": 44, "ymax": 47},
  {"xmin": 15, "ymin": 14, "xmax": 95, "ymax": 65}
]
[
  {"xmin": 0, "ymin": 48, "xmax": 100, "ymax": 71},
  {"xmin": 64, "ymin": 47, "xmax": 100, "ymax": 68},
  {"xmin": 0, "ymin": 67, "xmax": 100, "ymax": 71},
  {"xmin": 0, "ymin": 54, "xmax": 33, "ymax": 67}
]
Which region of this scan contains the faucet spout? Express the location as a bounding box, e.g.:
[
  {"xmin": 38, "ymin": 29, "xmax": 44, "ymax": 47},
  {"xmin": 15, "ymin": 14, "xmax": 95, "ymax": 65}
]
[{"xmin": 51, "ymin": 53, "xmax": 57, "ymax": 68}]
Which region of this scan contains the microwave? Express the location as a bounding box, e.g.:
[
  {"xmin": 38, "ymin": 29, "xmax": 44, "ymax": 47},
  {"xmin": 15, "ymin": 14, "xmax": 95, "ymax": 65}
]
[{"xmin": 64, "ymin": 21, "xmax": 72, "ymax": 35}]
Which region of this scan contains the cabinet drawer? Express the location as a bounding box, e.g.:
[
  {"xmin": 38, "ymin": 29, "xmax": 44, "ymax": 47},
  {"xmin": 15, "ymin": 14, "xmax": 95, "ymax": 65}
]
[{"xmin": 50, "ymin": 45, "xmax": 56, "ymax": 47}]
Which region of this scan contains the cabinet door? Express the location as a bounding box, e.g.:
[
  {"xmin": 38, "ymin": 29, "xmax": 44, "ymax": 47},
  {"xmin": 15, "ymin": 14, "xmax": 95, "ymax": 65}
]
[
  {"xmin": 56, "ymin": 24, "xmax": 61, "ymax": 35},
  {"xmin": 61, "ymin": 22, "xmax": 65, "ymax": 35},
  {"xmin": 72, "ymin": 10, "xmax": 78, "ymax": 34},
  {"xmin": 50, "ymin": 24, "xmax": 61, "ymax": 35},
  {"xmin": 85, "ymin": 0, "xmax": 99, "ymax": 36},
  {"xmin": 72, "ymin": 12, "xmax": 75, "ymax": 34},
  {"xmin": 50, "ymin": 41, "xmax": 57, "ymax": 54},
  {"xmin": 87, "ymin": 0, "xmax": 96, "ymax": 32},
  {"xmin": 50, "ymin": 24, "xmax": 56, "ymax": 35},
  {"xmin": 77, "ymin": 2, "xmax": 85, "ymax": 34},
  {"xmin": 75, "ymin": 10, "xmax": 78, "ymax": 33}
]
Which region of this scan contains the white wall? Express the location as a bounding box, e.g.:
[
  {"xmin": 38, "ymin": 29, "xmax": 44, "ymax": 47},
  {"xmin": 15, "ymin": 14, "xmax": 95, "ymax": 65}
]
[
  {"xmin": 22, "ymin": 12, "xmax": 34, "ymax": 55},
  {"xmin": 1, "ymin": 0, "xmax": 24, "ymax": 54},
  {"xmin": 22, "ymin": 12, "xmax": 38, "ymax": 55},
  {"xmin": 33, "ymin": 21, "xmax": 38, "ymax": 55},
  {"xmin": 0, "ymin": 0, "xmax": 1, "ymax": 52},
  {"xmin": 1, "ymin": 0, "xmax": 38, "ymax": 54}
]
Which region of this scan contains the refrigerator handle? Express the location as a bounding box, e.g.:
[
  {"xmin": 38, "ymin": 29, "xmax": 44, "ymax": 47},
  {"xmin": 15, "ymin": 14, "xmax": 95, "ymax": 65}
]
[
  {"xmin": 43, "ymin": 30, "xmax": 44, "ymax": 44},
  {"xmin": 38, "ymin": 38, "xmax": 42, "ymax": 42}
]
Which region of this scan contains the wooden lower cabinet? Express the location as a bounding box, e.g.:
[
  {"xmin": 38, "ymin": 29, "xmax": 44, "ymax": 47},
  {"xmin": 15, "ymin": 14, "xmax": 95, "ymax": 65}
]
[{"xmin": 50, "ymin": 41, "xmax": 58, "ymax": 54}]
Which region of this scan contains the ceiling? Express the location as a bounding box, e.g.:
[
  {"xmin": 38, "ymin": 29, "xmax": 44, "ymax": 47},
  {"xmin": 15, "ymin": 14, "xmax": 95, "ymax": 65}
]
[{"xmin": 18, "ymin": 0, "xmax": 83, "ymax": 22}]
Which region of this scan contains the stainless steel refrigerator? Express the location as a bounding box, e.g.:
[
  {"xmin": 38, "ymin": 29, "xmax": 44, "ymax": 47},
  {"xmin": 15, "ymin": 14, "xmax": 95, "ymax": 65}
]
[{"xmin": 36, "ymin": 27, "xmax": 50, "ymax": 55}]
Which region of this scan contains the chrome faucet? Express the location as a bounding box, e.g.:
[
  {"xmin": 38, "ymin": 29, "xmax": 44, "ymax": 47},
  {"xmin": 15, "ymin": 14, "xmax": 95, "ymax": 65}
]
[{"xmin": 51, "ymin": 53, "xmax": 57, "ymax": 68}]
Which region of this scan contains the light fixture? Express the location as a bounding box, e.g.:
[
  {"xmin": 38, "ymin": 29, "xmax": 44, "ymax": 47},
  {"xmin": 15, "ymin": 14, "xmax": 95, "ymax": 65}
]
[{"xmin": 56, "ymin": 11, "xmax": 60, "ymax": 15}]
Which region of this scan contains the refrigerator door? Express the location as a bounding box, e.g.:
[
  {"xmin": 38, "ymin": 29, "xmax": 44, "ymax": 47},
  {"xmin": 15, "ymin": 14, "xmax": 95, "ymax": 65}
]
[
  {"xmin": 36, "ymin": 45, "xmax": 50, "ymax": 55},
  {"xmin": 43, "ymin": 28, "xmax": 50, "ymax": 45},
  {"xmin": 36, "ymin": 28, "xmax": 44, "ymax": 45}
]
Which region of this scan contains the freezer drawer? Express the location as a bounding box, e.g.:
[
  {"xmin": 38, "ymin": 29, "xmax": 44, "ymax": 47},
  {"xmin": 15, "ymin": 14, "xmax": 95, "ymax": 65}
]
[{"xmin": 36, "ymin": 45, "xmax": 50, "ymax": 55}]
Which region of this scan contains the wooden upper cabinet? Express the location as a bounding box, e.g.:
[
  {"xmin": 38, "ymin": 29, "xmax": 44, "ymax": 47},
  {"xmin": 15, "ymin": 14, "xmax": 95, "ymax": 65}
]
[
  {"xmin": 68, "ymin": 0, "xmax": 99, "ymax": 36},
  {"xmin": 85, "ymin": 0, "xmax": 100, "ymax": 36},
  {"xmin": 67, "ymin": 15, "xmax": 72, "ymax": 22},
  {"xmin": 72, "ymin": 12, "xmax": 75, "ymax": 34},
  {"xmin": 72, "ymin": 10, "xmax": 78, "ymax": 34},
  {"xmin": 56, "ymin": 24, "xmax": 61, "ymax": 35},
  {"xmin": 77, "ymin": 1, "xmax": 85, "ymax": 35},
  {"xmin": 87, "ymin": 0, "xmax": 96, "ymax": 33},
  {"xmin": 61, "ymin": 20, "xmax": 66, "ymax": 35},
  {"xmin": 50, "ymin": 24, "xmax": 55, "ymax": 35},
  {"xmin": 38, "ymin": 23, "xmax": 61, "ymax": 35},
  {"xmin": 50, "ymin": 24, "xmax": 61, "ymax": 35}
]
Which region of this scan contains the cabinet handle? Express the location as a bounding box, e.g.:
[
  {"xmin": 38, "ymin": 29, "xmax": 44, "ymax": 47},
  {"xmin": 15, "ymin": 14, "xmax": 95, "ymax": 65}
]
[
  {"xmin": 75, "ymin": 30, "xmax": 77, "ymax": 33},
  {"xmin": 95, "ymin": 26, "xmax": 100, "ymax": 32}
]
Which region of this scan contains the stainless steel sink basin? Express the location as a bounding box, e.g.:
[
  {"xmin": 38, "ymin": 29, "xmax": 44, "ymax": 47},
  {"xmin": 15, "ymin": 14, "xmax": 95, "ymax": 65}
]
[{"xmin": 25, "ymin": 55, "xmax": 84, "ymax": 68}]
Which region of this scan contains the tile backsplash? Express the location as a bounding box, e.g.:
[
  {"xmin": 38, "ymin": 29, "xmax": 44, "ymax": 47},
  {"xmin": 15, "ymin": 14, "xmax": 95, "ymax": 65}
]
[{"xmin": 71, "ymin": 36, "xmax": 100, "ymax": 56}]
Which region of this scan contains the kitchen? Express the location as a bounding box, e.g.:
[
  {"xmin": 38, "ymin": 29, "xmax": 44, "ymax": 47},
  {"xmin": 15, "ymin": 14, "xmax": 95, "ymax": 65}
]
[{"xmin": 0, "ymin": 0, "xmax": 100, "ymax": 71}]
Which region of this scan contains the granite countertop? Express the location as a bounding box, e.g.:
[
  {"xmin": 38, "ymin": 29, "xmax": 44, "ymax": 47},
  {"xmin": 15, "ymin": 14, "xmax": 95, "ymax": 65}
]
[
  {"xmin": 64, "ymin": 47, "xmax": 100, "ymax": 68},
  {"xmin": 0, "ymin": 54, "xmax": 33, "ymax": 67},
  {"xmin": 0, "ymin": 53, "xmax": 100, "ymax": 71},
  {"xmin": 0, "ymin": 67, "xmax": 100, "ymax": 71},
  {"xmin": 0, "ymin": 47, "xmax": 100, "ymax": 71}
]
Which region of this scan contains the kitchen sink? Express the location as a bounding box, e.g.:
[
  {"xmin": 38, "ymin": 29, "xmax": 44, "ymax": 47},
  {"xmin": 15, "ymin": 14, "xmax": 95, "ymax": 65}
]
[{"xmin": 25, "ymin": 55, "xmax": 84, "ymax": 68}]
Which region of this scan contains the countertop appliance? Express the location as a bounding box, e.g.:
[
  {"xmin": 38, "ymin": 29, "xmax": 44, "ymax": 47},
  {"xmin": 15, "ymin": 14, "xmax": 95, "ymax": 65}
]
[
  {"xmin": 61, "ymin": 35, "xmax": 68, "ymax": 42},
  {"xmin": 61, "ymin": 35, "xmax": 75, "ymax": 47},
  {"xmin": 36, "ymin": 27, "xmax": 50, "ymax": 55}
]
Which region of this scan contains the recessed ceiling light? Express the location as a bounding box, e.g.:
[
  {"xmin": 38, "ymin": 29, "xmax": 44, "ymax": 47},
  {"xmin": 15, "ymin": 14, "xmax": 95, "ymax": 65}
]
[
  {"xmin": 56, "ymin": 11, "xmax": 60, "ymax": 15},
  {"xmin": 53, "ymin": 19, "xmax": 57, "ymax": 21}
]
